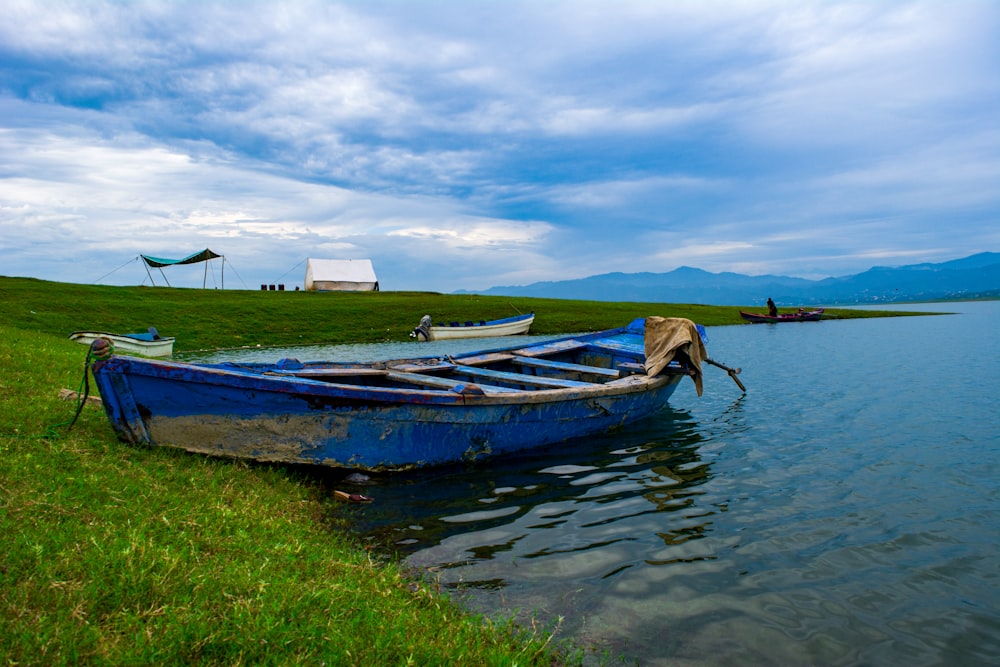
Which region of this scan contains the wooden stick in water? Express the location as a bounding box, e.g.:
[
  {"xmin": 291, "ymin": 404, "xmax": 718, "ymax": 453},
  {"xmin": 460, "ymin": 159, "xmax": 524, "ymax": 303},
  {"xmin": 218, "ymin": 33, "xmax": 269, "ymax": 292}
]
[{"xmin": 705, "ymin": 358, "xmax": 747, "ymax": 393}]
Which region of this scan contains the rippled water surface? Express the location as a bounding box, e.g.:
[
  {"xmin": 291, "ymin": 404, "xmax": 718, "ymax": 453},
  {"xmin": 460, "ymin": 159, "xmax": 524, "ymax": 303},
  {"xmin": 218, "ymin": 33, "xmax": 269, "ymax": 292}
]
[{"xmin": 195, "ymin": 302, "xmax": 1000, "ymax": 666}]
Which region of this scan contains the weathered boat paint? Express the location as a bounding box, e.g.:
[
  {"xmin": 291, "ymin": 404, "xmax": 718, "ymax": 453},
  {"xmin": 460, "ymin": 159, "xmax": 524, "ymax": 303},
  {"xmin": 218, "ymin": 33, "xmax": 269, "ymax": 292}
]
[{"xmin": 90, "ymin": 319, "xmax": 700, "ymax": 471}]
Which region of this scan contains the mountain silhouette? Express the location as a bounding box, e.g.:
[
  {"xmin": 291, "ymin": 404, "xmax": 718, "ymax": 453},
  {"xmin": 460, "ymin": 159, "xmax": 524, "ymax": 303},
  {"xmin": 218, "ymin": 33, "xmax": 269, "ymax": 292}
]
[{"xmin": 458, "ymin": 252, "xmax": 1000, "ymax": 305}]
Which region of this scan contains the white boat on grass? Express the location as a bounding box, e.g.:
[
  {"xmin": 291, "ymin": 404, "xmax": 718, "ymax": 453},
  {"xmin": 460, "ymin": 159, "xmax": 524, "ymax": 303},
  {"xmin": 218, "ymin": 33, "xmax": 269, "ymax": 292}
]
[
  {"xmin": 410, "ymin": 312, "xmax": 534, "ymax": 341},
  {"xmin": 70, "ymin": 327, "xmax": 175, "ymax": 357}
]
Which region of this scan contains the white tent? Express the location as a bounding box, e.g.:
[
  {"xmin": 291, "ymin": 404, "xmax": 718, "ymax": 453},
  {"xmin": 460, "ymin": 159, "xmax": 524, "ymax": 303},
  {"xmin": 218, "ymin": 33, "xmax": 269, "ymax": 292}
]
[{"xmin": 304, "ymin": 258, "xmax": 379, "ymax": 291}]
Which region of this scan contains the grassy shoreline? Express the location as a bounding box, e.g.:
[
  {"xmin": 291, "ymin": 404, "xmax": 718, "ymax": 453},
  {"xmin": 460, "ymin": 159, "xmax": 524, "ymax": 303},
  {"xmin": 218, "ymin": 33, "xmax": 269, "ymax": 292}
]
[
  {"xmin": 1, "ymin": 276, "xmax": 926, "ymax": 353},
  {"xmin": 0, "ymin": 277, "xmax": 938, "ymax": 665}
]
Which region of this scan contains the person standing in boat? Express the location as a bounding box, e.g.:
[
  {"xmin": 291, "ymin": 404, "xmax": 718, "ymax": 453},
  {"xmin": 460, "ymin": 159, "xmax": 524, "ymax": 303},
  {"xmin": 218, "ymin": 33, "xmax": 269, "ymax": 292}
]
[{"xmin": 767, "ymin": 297, "xmax": 777, "ymax": 317}]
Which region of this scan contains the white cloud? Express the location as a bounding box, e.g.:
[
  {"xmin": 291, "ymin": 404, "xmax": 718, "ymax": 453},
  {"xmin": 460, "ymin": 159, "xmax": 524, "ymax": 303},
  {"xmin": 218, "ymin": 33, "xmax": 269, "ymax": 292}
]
[
  {"xmin": 543, "ymin": 175, "xmax": 724, "ymax": 210},
  {"xmin": 389, "ymin": 218, "xmax": 551, "ymax": 247},
  {"xmin": 0, "ymin": 119, "xmax": 555, "ymax": 290},
  {"xmin": 0, "ymin": 0, "xmax": 997, "ymax": 291}
]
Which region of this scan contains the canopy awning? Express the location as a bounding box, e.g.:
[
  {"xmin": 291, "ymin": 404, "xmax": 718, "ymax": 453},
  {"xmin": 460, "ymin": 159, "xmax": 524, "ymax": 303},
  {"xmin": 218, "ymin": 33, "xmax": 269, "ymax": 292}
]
[{"xmin": 141, "ymin": 249, "xmax": 222, "ymax": 268}]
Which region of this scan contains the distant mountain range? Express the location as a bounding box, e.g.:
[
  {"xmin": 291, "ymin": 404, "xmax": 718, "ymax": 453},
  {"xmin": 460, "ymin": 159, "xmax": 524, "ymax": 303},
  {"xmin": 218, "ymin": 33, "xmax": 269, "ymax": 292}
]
[{"xmin": 459, "ymin": 252, "xmax": 1000, "ymax": 306}]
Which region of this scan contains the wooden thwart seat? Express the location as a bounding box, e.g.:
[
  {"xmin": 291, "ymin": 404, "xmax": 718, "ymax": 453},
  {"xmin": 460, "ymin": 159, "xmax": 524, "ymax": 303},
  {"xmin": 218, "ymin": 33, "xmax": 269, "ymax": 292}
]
[
  {"xmin": 449, "ymin": 351, "xmax": 515, "ymax": 367},
  {"xmin": 453, "ymin": 365, "xmax": 593, "ymax": 389},
  {"xmin": 585, "ymin": 338, "xmax": 644, "ymax": 355},
  {"xmin": 388, "ymin": 360, "xmax": 455, "ymax": 373},
  {"xmin": 512, "ymin": 355, "xmax": 620, "ymax": 379},
  {"xmin": 616, "ymin": 361, "xmax": 647, "ymax": 375},
  {"xmin": 269, "ymin": 367, "xmax": 388, "ymax": 378},
  {"xmin": 511, "ymin": 339, "xmax": 588, "ymax": 358},
  {"xmin": 385, "ymin": 370, "xmax": 521, "ymax": 393}
]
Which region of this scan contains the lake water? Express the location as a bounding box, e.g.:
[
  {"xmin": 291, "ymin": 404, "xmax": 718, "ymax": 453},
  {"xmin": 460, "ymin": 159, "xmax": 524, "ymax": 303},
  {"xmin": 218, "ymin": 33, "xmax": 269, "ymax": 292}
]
[{"xmin": 188, "ymin": 302, "xmax": 1000, "ymax": 666}]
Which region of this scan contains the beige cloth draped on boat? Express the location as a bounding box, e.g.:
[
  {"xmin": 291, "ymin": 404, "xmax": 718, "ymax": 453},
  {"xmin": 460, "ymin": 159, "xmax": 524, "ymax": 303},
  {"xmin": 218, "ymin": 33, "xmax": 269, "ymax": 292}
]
[{"xmin": 643, "ymin": 316, "xmax": 707, "ymax": 396}]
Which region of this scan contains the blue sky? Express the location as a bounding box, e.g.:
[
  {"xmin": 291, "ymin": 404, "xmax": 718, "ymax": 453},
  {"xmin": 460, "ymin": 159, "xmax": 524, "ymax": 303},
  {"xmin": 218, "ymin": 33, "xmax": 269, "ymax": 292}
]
[{"xmin": 1, "ymin": 1, "xmax": 997, "ymax": 292}]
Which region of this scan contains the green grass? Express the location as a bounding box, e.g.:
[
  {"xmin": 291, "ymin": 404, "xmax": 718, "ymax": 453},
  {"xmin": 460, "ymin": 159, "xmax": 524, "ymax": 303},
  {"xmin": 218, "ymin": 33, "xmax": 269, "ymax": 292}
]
[
  {"xmin": 0, "ymin": 322, "xmax": 576, "ymax": 665},
  {"xmin": 0, "ymin": 276, "xmax": 937, "ymax": 665},
  {"xmin": 0, "ymin": 276, "xmax": 922, "ymax": 353}
]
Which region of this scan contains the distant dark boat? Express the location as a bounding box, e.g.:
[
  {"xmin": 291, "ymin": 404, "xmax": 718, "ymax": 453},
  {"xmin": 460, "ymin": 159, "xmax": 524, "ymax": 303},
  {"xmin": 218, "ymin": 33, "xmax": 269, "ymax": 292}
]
[
  {"xmin": 739, "ymin": 308, "xmax": 825, "ymax": 324},
  {"xmin": 87, "ymin": 317, "xmax": 708, "ymax": 471},
  {"xmin": 410, "ymin": 312, "xmax": 534, "ymax": 341}
]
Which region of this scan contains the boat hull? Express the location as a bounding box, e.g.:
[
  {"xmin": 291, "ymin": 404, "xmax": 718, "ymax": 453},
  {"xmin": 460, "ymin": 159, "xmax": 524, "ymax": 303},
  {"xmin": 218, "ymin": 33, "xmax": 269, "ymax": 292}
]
[
  {"xmin": 418, "ymin": 313, "xmax": 534, "ymax": 341},
  {"xmin": 91, "ymin": 357, "xmax": 681, "ymax": 470},
  {"xmin": 70, "ymin": 331, "xmax": 175, "ymax": 357},
  {"xmin": 89, "ymin": 319, "xmax": 702, "ymax": 471}
]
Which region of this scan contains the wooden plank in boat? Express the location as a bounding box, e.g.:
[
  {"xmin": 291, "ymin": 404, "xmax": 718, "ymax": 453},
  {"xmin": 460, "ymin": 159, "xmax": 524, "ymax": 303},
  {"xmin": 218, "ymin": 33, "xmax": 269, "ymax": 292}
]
[
  {"xmin": 511, "ymin": 339, "xmax": 588, "ymax": 358},
  {"xmin": 449, "ymin": 352, "xmax": 514, "ymax": 367},
  {"xmin": 386, "ymin": 370, "xmax": 521, "ymax": 393},
  {"xmin": 453, "ymin": 365, "xmax": 593, "ymax": 389},
  {"xmin": 585, "ymin": 338, "xmax": 644, "ymax": 355},
  {"xmin": 269, "ymin": 368, "xmax": 388, "ymax": 378},
  {"xmin": 617, "ymin": 361, "xmax": 647, "ymax": 375},
  {"xmin": 388, "ymin": 360, "xmax": 456, "ymax": 373},
  {"xmin": 512, "ymin": 355, "xmax": 620, "ymax": 378}
]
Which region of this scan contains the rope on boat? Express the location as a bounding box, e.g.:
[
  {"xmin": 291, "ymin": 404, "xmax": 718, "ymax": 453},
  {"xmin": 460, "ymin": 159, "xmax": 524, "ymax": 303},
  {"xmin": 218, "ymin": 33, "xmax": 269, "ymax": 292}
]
[{"xmin": 66, "ymin": 339, "xmax": 113, "ymax": 432}]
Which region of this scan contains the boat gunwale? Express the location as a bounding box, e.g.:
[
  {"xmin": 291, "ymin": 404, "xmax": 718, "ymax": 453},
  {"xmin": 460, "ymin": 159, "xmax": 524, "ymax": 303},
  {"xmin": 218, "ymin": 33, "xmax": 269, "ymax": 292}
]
[
  {"xmin": 93, "ymin": 353, "xmax": 681, "ymax": 406},
  {"xmin": 90, "ymin": 323, "xmax": 696, "ymax": 406}
]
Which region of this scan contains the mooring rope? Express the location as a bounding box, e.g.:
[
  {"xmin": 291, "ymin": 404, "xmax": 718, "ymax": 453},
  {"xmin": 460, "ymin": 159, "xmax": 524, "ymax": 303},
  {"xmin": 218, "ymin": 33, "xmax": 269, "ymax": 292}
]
[
  {"xmin": 64, "ymin": 339, "xmax": 112, "ymax": 433},
  {"xmin": 64, "ymin": 347, "xmax": 94, "ymax": 432}
]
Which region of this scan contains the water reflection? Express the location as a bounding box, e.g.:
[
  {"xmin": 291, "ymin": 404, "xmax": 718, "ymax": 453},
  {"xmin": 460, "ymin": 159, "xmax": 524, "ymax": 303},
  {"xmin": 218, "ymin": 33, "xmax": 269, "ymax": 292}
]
[
  {"xmin": 323, "ymin": 407, "xmax": 717, "ymax": 593},
  {"xmin": 183, "ymin": 304, "xmax": 1000, "ymax": 665}
]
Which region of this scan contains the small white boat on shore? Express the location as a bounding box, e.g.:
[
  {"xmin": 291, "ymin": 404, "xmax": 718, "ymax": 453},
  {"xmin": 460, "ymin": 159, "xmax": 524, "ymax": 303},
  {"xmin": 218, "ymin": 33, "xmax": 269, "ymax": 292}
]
[
  {"xmin": 410, "ymin": 312, "xmax": 534, "ymax": 341},
  {"xmin": 70, "ymin": 327, "xmax": 175, "ymax": 357}
]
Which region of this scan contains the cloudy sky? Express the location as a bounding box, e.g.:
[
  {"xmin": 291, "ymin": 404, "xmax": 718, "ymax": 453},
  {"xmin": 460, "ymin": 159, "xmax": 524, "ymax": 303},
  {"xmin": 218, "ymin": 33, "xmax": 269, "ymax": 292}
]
[{"xmin": 1, "ymin": 1, "xmax": 997, "ymax": 292}]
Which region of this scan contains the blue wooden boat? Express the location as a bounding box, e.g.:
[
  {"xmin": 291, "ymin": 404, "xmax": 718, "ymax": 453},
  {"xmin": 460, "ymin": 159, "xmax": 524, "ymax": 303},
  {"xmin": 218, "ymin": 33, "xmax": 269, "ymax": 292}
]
[{"xmin": 87, "ymin": 317, "xmax": 708, "ymax": 471}]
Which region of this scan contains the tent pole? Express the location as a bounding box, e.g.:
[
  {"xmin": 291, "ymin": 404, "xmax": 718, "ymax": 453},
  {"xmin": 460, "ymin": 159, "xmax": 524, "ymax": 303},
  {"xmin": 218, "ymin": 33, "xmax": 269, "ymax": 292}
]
[
  {"xmin": 142, "ymin": 257, "xmax": 157, "ymax": 286},
  {"xmin": 222, "ymin": 257, "xmax": 225, "ymax": 289},
  {"xmin": 160, "ymin": 267, "xmax": 171, "ymax": 287},
  {"xmin": 203, "ymin": 260, "xmax": 208, "ymax": 289}
]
